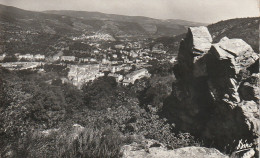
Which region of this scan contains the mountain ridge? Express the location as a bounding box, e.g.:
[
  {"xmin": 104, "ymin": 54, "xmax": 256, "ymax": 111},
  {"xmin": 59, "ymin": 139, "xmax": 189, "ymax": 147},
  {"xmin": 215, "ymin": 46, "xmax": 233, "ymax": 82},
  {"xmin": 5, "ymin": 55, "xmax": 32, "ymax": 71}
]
[
  {"xmin": 43, "ymin": 10, "xmax": 206, "ymax": 37},
  {"xmin": 0, "ymin": 3, "xmax": 206, "ymax": 39},
  {"xmin": 43, "ymin": 10, "xmax": 207, "ymax": 26}
]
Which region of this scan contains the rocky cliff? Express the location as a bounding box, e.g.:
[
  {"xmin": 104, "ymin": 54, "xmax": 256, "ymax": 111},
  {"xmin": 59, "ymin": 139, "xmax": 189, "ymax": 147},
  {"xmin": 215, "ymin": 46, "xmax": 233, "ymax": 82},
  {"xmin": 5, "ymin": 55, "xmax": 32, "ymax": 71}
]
[{"xmin": 163, "ymin": 26, "xmax": 259, "ymax": 157}]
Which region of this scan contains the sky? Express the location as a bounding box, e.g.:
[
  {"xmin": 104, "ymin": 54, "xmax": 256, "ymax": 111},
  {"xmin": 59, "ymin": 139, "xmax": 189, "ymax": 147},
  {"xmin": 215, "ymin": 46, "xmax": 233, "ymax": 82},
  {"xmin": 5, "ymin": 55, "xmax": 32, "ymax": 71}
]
[{"xmin": 0, "ymin": 0, "xmax": 259, "ymax": 23}]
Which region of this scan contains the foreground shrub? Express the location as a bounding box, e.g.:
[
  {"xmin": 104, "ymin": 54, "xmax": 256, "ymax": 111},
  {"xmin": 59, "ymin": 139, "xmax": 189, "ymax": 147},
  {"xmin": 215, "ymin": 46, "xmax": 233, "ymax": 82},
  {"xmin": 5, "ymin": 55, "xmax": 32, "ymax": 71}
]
[
  {"xmin": 21, "ymin": 125, "xmax": 130, "ymax": 158},
  {"xmin": 58, "ymin": 127, "xmax": 126, "ymax": 158}
]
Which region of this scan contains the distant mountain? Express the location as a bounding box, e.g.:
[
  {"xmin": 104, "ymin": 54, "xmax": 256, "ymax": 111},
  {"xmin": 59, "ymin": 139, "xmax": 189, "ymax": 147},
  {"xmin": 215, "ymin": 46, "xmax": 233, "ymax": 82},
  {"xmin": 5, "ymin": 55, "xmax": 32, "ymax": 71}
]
[
  {"xmin": 0, "ymin": 4, "xmax": 97, "ymax": 35},
  {"xmin": 0, "ymin": 4, "xmax": 78, "ymax": 55},
  {"xmin": 0, "ymin": 4, "xmax": 206, "ymax": 55},
  {"xmin": 150, "ymin": 17, "xmax": 259, "ymax": 55},
  {"xmin": 1, "ymin": 4, "xmax": 257, "ymax": 57},
  {"xmin": 44, "ymin": 10, "xmax": 206, "ymax": 37}
]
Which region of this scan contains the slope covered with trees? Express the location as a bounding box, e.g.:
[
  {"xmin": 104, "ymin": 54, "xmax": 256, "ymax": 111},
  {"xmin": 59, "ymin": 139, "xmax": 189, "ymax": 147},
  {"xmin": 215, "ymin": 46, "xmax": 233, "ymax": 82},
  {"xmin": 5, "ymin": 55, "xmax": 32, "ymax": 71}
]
[{"xmin": 149, "ymin": 17, "xmax": 259, "ymax": 55}]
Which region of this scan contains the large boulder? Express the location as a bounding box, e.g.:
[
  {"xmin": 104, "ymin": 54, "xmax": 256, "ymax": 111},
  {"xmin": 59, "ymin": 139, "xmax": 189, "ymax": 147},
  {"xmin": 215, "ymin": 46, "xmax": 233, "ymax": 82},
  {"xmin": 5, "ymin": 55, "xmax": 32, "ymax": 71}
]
[
  {"xmin": 164, "ymin": 26, "xmax": 259, "ymax": 156},
  {"xmin": 177, "ymin": 26, "xmax": 212, "ymax": 84},
  {"xmin": 215, "ymin": 37, "xmax": 259, "ymax": 74},
  {"xmin": 190, "ymin": 26, "xmax": 213, "ymax": 52}
]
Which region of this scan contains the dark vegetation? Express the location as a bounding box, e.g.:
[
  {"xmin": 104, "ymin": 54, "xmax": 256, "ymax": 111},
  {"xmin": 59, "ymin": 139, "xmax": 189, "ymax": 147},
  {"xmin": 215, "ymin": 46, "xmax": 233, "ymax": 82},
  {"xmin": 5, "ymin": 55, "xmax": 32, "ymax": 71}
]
[
  {"xmin": 2, "ymin": 54, "xmax": 18, "ymax": 62},
  {"xmin": 0, "ymin": 65, "xmax": 201, "ymax": 158},
  {"xmin": 62, "ymin": 42, "xmax": 93, "ymax": 57},
  {"xmin": 43, "ymin": 64, "xmax": 69, "ymax": 77},
  {"xmin": 148, "ymin": 60, "xmax": 175, "ymax": 76}
]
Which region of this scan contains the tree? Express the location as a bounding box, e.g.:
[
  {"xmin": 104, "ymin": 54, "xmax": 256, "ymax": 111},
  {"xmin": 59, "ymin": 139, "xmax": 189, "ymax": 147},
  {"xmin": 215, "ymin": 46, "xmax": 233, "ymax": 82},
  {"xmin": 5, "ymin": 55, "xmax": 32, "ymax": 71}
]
[
  {"xmin": 3, "ymin": 55, "xmax": 18, "ymax": 62},
  {"xmin": 82, "ymin": 77, "xmax": 118, "ymax": 110}
]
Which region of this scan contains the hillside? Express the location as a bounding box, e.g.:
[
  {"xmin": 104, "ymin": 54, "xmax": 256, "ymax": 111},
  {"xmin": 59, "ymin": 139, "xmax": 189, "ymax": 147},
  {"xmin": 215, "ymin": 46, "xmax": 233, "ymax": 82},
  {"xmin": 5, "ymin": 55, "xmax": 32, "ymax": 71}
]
[
  {"xmin": 44, "ymin": 10, "xmax": 206, "ymax": 36},
  {"xmin": 0, "ymin": 4, "xmax": 88, "ymax": 55},
  {"xmin": 149, "ymin": 17, "xmax": 259, "ymax": 55},
  {"xmin": 0, "ymin": 4, "xmax": 206, "ymax": 56},
  {"xmin": 208, "ymin": 17, "xmax": 259, "ymax": 52}
]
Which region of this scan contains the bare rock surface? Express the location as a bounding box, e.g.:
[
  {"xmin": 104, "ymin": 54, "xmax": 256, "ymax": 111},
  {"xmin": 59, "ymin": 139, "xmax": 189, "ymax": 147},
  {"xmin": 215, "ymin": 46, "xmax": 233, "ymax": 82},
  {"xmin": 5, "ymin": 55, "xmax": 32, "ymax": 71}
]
[
  {"xmin": 190, "ymin": 26, "xmax": 213, "ymax": 52},
  {"xmin": 121, "ymin": 139, "xmax": 228, "ymax": 158},
  {"xmin": 164, "ymin": 26, "xmax": 259, "ymax": 156}
]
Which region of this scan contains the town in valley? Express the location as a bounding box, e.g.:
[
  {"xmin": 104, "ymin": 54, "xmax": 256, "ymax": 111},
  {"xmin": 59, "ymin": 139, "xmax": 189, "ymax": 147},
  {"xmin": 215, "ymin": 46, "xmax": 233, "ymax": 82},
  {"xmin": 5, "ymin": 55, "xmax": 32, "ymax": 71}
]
[
  {"xmin": 1, "ymin": 30, "xmax": 176, "ymax": 88},
  {"xmin": 0, "ymin": 2, "xmax": 259, "ymax": 158}
]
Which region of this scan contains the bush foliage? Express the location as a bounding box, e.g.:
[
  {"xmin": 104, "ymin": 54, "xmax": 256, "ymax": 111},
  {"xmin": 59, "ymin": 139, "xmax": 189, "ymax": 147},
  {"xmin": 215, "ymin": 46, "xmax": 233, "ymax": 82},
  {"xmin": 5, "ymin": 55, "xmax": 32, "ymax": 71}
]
[{"xmin": 0, "ymin": 67, "xmax": 201, "ymax": 158}]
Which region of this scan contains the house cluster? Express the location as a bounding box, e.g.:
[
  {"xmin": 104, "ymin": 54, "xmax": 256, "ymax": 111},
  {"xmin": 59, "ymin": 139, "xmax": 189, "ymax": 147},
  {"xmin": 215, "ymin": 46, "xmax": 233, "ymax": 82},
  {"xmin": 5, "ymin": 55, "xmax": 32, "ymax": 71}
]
[
  {"xmin": 66, "ymin": 62, "xmax": 150, "ymax": 88},
  {"xmin": 16, "ymin": 54, "xmax": 46, "ymax": 61},
  {"xmin": 125, "ymin": 42, "xmax": 142, "ymax": 49},
  {"xmin": 67, "ymin": 64, "xmax": 104, "ymax": 88},
  {"xmin": 152, "ymin": 43, "xmax": 165, "ymax": 53},
  {"xmin": 0, "ymin": 53, "xmax": 46, "ymax": 61},
  {"xmin": 99, "ymin": 64, "xmax": 132, "ymax": 73},
  {"xmin": 0, "ymin": 62, "xmax": 44, "ymax": 70},
  {"xmin": 50, "ymin": 37, "xmax": 170, "ymax": 68},
  {"xmin": 52, "ymin": 55, "xmax": 98, "ymax": 63},
  {"xmin": 1, "ymin": 35, "xmax": 175, "ymax": 90},
  {"xmin": 114, "ymin": 44, "xmax": 125, "ymax": 49},
  {"xmin": 72, "ymin": 33, "xmax": 115, "ymax": 41},
  {"xmin": 60, "ymin": 56, "xmax": 76, "ymax": 62},
  {"xmin": 101, "ymin": 67, "xmax": 151, "ymax": 86}
]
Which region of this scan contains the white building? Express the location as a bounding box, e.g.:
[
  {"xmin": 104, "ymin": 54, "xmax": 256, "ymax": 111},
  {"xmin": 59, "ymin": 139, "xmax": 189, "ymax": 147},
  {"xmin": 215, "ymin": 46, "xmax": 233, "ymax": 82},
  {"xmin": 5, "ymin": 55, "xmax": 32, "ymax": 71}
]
[
  {"xmin": 114, "ymin": 44, "xmax": 125, "ymax": 49},
  {"xmin": 124, "ymin": 58, "xmax": 133, "ymax": 64},
  {"xmin": 61, "ymin": 56, "xmax": 76, "ymax": 62},
  {"xmin": 102, "ymin": 58, "xmax": 110, "ymax": 64},
  {"xmin": 130, "ymin": 51, "xmax": 138, "ymax": 58},
  {"xmin": 90, "ymin": 58, "xmax": 97, "ymax": 62},
  {"xmin": 68, "ymin": 64, "xmax": 103, "ymax": 88},
  {"xmin": 111, "ymin": 66, "xmax": 122, "ymax": 73},
  {"xmin": 93, "ymin": 50, "xmax": 99, "ymax": 54},
  {"xmin": 112, "ymin": 54, "xmax": 118, "ymax": 58},
  {"xmin": 53, "ymin": 56, "xmax": 60, "ymax": 61},
  {"xmin": 170, "ymin": 57, "xmax": 177, "ymax": 63},
  {"xmin": 95, "ymin": 72, "xmax": 105, "ymax": 78},
  {"xmin": 18, "ymin": 54, "xmax": 34, "ymax": 60},
  {"xmin": 34, "ymin": 54, "xmax": 45, "ymax": 60},
  {"xmin": 123, "ymin": 68, "xmax": 151, "ymax": 86},
  {"xmin": 0, "ymin": 53, "xmax": 6, "ymax": 61},
  {"xmin": 79, "ymin": 58, "xmax": 89, "ymax": 63},
  {"xmin": 135, "ymin": 59, "xmax": 142, "ymax": 63},
  {"xmin": 111, "ymin": 61, "xmax": 118, "ymax": 65}
]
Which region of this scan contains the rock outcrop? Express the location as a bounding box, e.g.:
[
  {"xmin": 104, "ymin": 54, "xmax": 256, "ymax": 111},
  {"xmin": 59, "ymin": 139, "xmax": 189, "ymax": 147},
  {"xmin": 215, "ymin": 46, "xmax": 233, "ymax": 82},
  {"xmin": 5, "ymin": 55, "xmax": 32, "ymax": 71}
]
[
  {"xmin": 163, "ymin": 26, "xmax": 259, "ymax": 156},
  {"xmin": 121, "ymin": 139, "xmax": 228, "ymax": 158}
]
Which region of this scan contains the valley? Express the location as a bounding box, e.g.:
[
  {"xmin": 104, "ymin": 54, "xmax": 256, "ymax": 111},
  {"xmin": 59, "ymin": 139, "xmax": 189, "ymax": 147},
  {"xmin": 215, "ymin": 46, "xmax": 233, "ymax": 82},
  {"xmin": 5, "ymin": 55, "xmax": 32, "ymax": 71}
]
[{"xmin": 0, "ymin": 3, "xmax": 259, "ymax": 158}]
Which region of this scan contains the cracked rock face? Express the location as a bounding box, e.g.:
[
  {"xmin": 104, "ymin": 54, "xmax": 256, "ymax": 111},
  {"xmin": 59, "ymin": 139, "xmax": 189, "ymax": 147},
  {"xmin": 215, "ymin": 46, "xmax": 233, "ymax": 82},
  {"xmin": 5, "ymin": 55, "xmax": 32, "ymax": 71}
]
[
  {"xmin": 216, "ymin": 37, "xmax": 259, "ymax": 73},
  {"xmin": 164, "ymin": 26, "xmax": 259, "ymax": 156},
  {"xmin": 121, "ymin": 139, "xmax": 228, "ymax": 158},
  {"xmin": 189, "ymin": 26, "xmax": 213, "ymax": 52}
]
